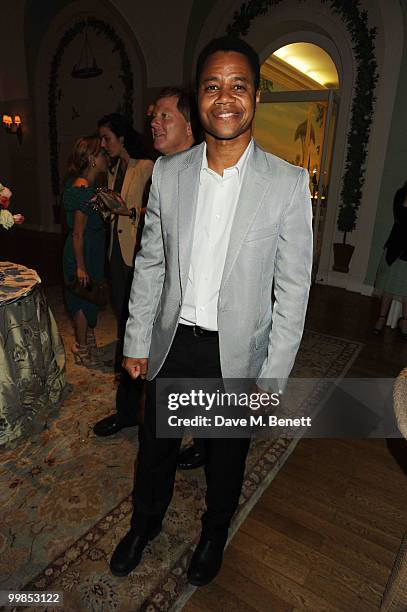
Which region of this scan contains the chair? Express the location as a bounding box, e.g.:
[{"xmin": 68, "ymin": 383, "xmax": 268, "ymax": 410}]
[{"xmin": 381, "ymin": 368, "xmax": 407, "ymax": 611}]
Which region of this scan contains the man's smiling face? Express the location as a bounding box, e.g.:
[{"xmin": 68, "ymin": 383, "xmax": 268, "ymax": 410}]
[
  {"xmin": 198, "ymin": 51, "xmax": 259, "ymax": 141},
  {"xmin": 150, "ymin": 96, "xmax": 192, "ymax": 155}
]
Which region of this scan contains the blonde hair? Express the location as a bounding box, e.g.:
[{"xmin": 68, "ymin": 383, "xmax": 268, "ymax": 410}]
[{"xmin": 68, "ymin": 135, "xmax": 102, "ymax": 177}]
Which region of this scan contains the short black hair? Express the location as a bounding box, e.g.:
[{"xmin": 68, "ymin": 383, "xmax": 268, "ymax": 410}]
[
  {"xmin": 97, "ymin": 113, "xmax": 147, "ymax": 159},
  {"xmin": 196, "ymin": 36, "xmax": 260, "ymax": 92},
  {"xmin": 155, "ymin": 86, "xmax": 201, "ymax": 143}
]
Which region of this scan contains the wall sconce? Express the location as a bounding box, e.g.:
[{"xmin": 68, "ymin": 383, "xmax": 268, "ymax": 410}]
[{"xmin": 2, "ymin": 114, "xmax": 23, "ymax": 144}]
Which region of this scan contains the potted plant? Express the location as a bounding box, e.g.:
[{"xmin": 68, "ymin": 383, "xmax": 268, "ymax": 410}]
[{"xmin": 333, "ymin": 202, "xmax": 357, "ymax": 273}]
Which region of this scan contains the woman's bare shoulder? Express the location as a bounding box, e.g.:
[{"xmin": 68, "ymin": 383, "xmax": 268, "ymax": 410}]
[{"xmin": 72, "ymin": 177, "xmax": 89, "ymax": 188}]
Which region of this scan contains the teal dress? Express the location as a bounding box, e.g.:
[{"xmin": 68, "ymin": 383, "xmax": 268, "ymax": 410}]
[{"xmin": 63, "ymin": 183, "xmax": 106, "ymax": 328}]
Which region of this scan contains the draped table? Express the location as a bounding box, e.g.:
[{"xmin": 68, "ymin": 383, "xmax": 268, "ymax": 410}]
[{"xmin": 0, "ymin": 261, "xmax": 67, "ymax": 446}]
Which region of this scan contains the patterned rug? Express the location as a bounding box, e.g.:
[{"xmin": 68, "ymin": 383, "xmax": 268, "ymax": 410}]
[{"xmin": 0, "ymin": 287, "xmax": 363, "ymax": 611}]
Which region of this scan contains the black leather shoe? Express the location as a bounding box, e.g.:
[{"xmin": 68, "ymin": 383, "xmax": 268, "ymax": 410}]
[
  {"xmin": 110, "ymin": 525, "xmax": 161, "ymax": 577},
  {"xmin": 178, "ymin": 444, "xmax": 205, "ymax": 470},
  {"xmin": 93, "ymin": 414, "xmax": 137, "ymax": 437},
  {"xmin": 187, "ymin": 534, "xmax": 227, "ymax": 586}
]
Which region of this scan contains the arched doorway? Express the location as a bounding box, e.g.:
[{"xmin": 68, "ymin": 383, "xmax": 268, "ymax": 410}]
[
  {"xmin": 254, "ymin": 42, "xmax": 340, "ymax": 277},
  {"xmin": 192, "ymin": 0, "xmax": 406, "ymax": 292},
  {"xmin": 31, "ymin": 0, "xmax": 146, "ymax": 230}
]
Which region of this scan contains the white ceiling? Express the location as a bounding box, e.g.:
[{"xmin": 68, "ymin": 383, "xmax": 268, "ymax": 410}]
[{"xmin": 273, "ymin": 43, "xmax": 339, "ymax": 88}]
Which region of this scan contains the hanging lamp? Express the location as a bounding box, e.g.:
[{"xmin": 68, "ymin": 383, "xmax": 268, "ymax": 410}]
[{"xmin": 71, "ymin": 27, "xmax": 103, "ymax": 79}]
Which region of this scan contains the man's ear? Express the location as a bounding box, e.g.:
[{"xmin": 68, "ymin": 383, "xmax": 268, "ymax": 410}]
[
  {"xmin": 119, "ymin": 136, "xmax": 125, "ymax": 145},
  {"xmin": 186, "ymin": 122, "xmax": 192, "ymax": 136},
  {"xmin": 255, "ymin": 89, "xmax": 261, "ymax": 106}
]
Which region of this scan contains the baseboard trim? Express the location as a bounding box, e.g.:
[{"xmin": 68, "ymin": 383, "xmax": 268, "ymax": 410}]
[
  {"xmin": 18, "ymin": 223, "xmax": 61, "ymax": 233},
  {"xmin": 316, "ymin": 271, "xmax": 375, "ymax": 296}
]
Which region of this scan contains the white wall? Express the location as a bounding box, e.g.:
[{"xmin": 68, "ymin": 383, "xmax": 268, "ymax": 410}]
[
  {"xmin": 0, "ymin": 1, "xmax": 40, "ymax": 224},
  {"xmin": 0, "ymin": 0, "xmax": 405, "ymax": 270},
  {"xmin": 343, "ymin": 0, "xmax": 404, "ymax": 294},
  {"xmin": 110, "ymin": 0, "xmax": 193, "ymax": 87},
  {"xmin": 0, "ymin": 1, "xmax": 29, "ymax": 101},
  {"xmin": 32, "ymin": 0, "xmax": 145, "ymax": 230},
  {"xmin": 30, "ymin": 0, "xmax": 198, "ymax": 230},
  {"xmin": 1, "ymin": 0, "xmax": 196, "ymax": 230},
  {"xmin": 191, "ymin": 0, "xmax": 404, "ymax": 294}
]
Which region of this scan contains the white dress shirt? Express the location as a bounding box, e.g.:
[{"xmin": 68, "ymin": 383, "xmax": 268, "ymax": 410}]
[{"xmin": 180, "ymin": 139, "xmax": 253, "ymax": 330}]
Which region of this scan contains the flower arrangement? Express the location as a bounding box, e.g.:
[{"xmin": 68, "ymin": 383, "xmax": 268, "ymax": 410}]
[{"xmin": 0, "ymin": 182, "xmax": 24, "ymax": 230}]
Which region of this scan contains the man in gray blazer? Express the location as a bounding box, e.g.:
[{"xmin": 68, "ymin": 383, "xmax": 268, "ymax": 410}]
[
  {"xmin": 110, "ymin": 36, "xmax": 313, "ymax": 585},
  {"xmin": 93, "ymin": 87, "xmax": 197, "ymax": 438}
]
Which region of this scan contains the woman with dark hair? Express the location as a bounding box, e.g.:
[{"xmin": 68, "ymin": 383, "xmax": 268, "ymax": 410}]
[
  {"xmin": 93, "ymin": 114, "xmax": 153, "ymax": 435},
  {"xmin": 373, "ymin": 180, "xmax": 407, "ymax": 337},
  {"xmin": 63, "ymin": 135, "xmax": 108, "ymax": 365},
  {"xmin": 97, "ymin": 113, "xmax": 153, "ymax": 328}
]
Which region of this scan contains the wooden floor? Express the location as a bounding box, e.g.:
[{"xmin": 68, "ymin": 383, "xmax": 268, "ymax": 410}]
[
  {"xmin": 5, "ymin": 232, "xmax": 407, "ymax": 609},
  {"xmin": 185, "ymin": 284, "xmax": 407, "ymax": 612}
]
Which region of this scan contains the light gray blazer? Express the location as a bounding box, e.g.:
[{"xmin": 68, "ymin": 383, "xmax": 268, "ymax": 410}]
[{"xmin": 124, "ymin": 140, "xmax": 313, "ymax": 392}]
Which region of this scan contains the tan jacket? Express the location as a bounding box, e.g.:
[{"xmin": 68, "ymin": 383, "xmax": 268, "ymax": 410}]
[{"xmin": 108, "ymin": 158, "xmax": 154, "ymax": 267}]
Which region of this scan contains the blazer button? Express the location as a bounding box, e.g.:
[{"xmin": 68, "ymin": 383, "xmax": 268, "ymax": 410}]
[{"xmin": 118, "ymin": 229, "xmax": 122, "ymax": 234}]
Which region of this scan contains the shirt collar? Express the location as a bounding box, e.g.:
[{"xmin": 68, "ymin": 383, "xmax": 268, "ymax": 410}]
[{"xmin": 200, "ymin": 138, "xmax": 253, "ymax": 180}]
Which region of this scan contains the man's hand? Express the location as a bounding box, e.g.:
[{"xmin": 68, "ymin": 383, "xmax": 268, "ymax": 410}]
[
  {"xmin": 250, "ymin": 383, "xmax": 282, "ymax": 416},
  {"xmin": 122, "ymin": 357, "xmax": 148, "ymax": 380}
]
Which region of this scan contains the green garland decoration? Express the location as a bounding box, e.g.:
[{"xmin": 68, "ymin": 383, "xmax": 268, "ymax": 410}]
[
  {"xmin": 49, "ymin": 17, "xmax": 134, "ymax": 197},
  {"xmin": 227, "ymin": 0, "xmax": 378, "ymax": 242}
]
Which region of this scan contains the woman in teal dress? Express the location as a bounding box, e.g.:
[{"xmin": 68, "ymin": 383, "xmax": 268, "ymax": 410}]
[{"xmin": 63, "ymin": 135, "xmax": 108, "ymax": 365}]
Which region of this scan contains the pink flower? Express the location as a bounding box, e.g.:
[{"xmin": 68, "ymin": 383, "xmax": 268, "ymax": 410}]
[
  {"xmin": 0, "ymin": 185, "xmax": 12, "ymax": 199},
  {"xmin": 13, "ymin": 214, "xmax": 24, "ymax": 224},
  {"xmin": 0, "ymin": 195, "xmax": 9, "ymax": 209}
]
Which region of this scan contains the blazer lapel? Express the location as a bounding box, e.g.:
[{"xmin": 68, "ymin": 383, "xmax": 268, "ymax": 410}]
[
  {"xmin": 220, "ymin": 143, "xmax": 272, "ymax": 290},
  {"xmin": 121, "ymin": 160, "xmax": 136, "ymax": 204},
  {"xmin": 177, "ymin": 143, "xmax": 204, "ymax": 295}
]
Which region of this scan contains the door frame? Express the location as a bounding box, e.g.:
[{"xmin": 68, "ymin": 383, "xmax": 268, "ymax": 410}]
[{"xmin": 256, "ymin": 88, "xmax": 340, "ymax": 276}]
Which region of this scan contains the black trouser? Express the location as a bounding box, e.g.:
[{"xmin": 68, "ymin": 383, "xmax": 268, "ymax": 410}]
[
  {"xmin": 109, "ymin": 229, "xmax": 133, "ymax": 357},
  {"xmin": 110, "ymin": 229, "xmax": 140, "ymax": 426},
  {"xmin": 130, "ymin": 325, "xmax": 251, "ymax": 538},
  {"xmin": 116, "ymin": 375, "xmax": 144, "ymax": 426}
]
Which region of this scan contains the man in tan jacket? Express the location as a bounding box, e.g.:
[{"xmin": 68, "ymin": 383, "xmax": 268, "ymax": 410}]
[{"xmin": 93, "ymin": 89, "xmax": 196, "ymax": 437}]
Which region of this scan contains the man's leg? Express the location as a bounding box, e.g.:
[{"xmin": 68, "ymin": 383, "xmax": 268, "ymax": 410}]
[
  {"xmin": 130, "ymin": 377, "xmax": 183, "ymax": 532},
  {"xmin": 110, "ymin": 327, "xmax": 191, "ymax": 576},
  {"xmin": 178, "ymin": 437, "xmax": 206, "ymax": 470},
  {"xmin": 109, "ymin": 246, "xmax": 128, "ymax": 336},
  {"xmin": 187, "ymin": 436, "xmax": 250, "ymax": 586},
  {"xmin": 182, "ymin": 334, "xmax": 251, "ymax": 584},
  {"xmin": 113, "ymin": 262, "xmax": 141, "ymax": 425},
  {"xmin": 115, "ymin": 375, "xmax": 144, "ymax": 427},
  {"xmin": 202, "ymin": 436, "xmax": 251, "ymax": 537},
  {"xmin": 94, "ymin": 253, "xmax": 138, "ymax": 436}
]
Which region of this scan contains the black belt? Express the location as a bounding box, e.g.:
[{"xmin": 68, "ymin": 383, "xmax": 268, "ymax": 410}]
[{"xmin": 178, "ymin": 324, "xmax": 218, "ymax": 338}]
